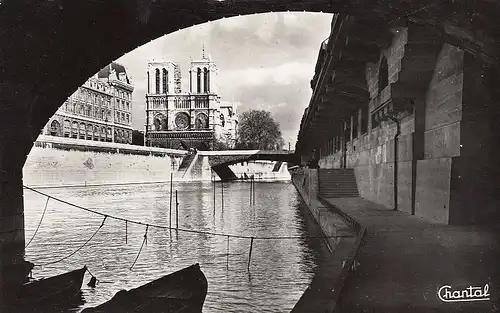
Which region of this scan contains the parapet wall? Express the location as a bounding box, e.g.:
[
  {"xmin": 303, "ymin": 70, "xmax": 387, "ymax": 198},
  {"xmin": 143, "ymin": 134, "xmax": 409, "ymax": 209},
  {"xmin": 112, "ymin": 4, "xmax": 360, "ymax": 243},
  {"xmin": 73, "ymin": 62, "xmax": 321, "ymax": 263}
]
[
  {"xmin": 290, "ymin": 168, "xmax": 344, "ymax": 253},
  {"xmin": 290, "ymin": 168, "xmax": 362, "ymax": 312},
  {"xmin": 23, "ymin": 145, "xmax": 184, "ymax": 188}
]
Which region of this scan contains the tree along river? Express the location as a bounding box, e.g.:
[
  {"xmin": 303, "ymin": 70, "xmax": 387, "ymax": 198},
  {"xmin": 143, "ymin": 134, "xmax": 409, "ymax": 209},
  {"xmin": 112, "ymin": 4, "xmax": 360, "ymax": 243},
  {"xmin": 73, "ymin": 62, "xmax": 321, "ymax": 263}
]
[{"xmin": 23, "ymin": 181, "xmax": 325, "ymax": 312}]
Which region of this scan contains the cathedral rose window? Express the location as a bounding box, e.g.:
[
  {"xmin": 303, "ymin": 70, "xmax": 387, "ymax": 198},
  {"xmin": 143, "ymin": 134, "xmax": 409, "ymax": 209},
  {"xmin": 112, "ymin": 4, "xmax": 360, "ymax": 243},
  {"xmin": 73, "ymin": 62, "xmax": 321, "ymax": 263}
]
[{"xmin": 175, "ymin": 112, "xmax": 190, "ymax": 130}]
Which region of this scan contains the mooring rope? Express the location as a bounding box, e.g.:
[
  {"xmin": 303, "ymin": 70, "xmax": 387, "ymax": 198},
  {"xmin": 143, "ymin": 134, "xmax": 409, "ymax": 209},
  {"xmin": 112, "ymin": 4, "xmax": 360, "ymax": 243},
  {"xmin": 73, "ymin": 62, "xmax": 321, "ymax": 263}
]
[
  {"xmin": 130, "ymin": 225, "xmax": 148, "ymax": 270},
  {"xmin": 35, "ymin": 216, "xmax": 107, "ymax": 267},
  {"xmin": 24, "ymin": 185, "xmax": 355, "ymax": 241},
  {"xmin": 25, "ymin": 196, "xmax": 50, "ymax": 248}
]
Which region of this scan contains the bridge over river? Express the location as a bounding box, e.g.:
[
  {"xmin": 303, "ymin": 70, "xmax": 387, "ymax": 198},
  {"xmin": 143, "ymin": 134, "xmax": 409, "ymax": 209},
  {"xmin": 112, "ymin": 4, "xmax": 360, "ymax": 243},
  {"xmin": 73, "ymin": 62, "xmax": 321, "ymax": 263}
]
[{"xmin": 174, "ymin": 149, "xmax": 298, "ymax": 181}]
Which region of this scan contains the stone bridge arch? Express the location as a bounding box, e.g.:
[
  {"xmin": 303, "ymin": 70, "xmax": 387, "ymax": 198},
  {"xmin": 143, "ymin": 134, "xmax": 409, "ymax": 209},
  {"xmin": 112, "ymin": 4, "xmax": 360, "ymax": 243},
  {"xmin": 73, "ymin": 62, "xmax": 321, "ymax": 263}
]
[
  {"xmin": 207, "ymin": 152, "xmax": 299, "ymax": 168},
  {"xmin": 0, "ymin": 0, "xmax": 499, "ymax": 285}
]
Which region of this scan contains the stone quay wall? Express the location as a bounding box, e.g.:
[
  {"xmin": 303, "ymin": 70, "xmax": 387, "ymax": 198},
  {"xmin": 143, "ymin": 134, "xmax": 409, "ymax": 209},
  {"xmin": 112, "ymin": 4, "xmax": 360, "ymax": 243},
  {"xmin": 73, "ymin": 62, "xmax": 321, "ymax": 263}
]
[
  {"xmin": 23, "ymin": 138, "xmax": 186, "ymax": 188},
  {"xmin": 317, "ymin": 25, "xmax": 500, "ymax": 225}
]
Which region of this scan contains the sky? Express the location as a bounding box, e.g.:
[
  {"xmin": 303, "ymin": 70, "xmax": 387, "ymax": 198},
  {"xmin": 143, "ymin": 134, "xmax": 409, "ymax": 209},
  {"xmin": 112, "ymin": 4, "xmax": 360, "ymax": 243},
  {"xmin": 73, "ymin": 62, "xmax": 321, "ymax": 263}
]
[{"xmin": 114, "ymin": 12, "xmax": 333, "ymax": 147}]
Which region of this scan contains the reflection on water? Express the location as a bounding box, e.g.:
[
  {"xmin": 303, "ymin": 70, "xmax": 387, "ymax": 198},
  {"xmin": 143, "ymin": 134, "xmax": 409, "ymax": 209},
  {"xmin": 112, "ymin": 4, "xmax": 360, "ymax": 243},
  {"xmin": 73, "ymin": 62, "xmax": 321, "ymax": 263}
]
[{"xmin": 23, "ymin": 182, "xmax": 321, "ymax": 312}]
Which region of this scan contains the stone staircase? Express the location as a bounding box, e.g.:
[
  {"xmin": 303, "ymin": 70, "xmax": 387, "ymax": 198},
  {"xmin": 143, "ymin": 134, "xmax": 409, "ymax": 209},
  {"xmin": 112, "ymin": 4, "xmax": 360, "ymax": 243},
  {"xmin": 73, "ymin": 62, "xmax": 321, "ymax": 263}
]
[
  {"xmin": 212, "ymin": 164, "xmax": 238, "ymax": 182},
  {"xmin": 175, "ymin": 152, "xmax": 196, "ymax": 178},
  {"xmin": 319, "ymin": 169, "xmax": 359, "ymax": 198},
  {"xmin": 272, "ymin": 161, "xmax": 283, "ymax": 172}
]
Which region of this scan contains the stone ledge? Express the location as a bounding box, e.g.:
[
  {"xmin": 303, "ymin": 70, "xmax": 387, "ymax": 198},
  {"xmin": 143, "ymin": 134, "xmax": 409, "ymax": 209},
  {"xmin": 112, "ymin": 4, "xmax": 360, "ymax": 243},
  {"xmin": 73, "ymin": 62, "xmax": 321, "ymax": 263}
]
[{"xmin": 291, "ymin": 171, "xmax": 367, "ymax": 313}]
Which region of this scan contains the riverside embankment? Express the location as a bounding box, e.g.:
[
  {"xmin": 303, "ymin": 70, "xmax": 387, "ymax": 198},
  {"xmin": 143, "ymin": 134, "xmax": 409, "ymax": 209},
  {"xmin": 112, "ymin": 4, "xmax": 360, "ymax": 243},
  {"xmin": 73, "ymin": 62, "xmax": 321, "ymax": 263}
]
[
  {"xmin": 290, "ymin": 167, "xmax": 499, "ymax": 313},
  {"xmin": 289, "ymin": 167, "xmax": 364, "ymax": 313},
  {"xmin": 23, "ymin": 136, "xmax": 187, "ymax": 188}
]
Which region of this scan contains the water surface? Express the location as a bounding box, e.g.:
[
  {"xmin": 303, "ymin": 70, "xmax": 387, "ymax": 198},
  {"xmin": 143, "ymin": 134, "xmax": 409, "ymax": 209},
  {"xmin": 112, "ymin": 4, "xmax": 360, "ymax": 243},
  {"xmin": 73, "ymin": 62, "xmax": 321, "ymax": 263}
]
[{"xmin": 23, "ymin": 182, "xmax": 322, "ymax": 312}]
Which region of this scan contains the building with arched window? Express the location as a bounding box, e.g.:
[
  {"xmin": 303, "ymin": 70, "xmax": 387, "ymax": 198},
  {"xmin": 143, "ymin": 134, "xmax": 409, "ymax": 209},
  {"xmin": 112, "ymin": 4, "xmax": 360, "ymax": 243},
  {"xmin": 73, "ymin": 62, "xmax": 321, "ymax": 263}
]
[
  {"xmin": 42, "ymin": 62, "xmax": 134, "ymax": 144},
  {"xmin": 145, "ymin": 48, "xmax": 237, "ymax": 150}
]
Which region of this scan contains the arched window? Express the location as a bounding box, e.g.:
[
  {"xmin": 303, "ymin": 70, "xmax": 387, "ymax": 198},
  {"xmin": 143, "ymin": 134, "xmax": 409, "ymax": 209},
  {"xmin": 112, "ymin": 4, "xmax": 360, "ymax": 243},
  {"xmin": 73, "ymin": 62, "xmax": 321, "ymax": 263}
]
[
  {"xmin": 155, "ymin": 68, "xmax": 160, "ymax": 94},
  {"xmin": 196, "ymin": 113, "xmax": 208, "ymax": 129},
  {"xmin": 63, "ymin": 120, "xmax": 70, "ymax": 133},
  {"xmin": 160, "ymin": 116, "xmax": 168, "ymax": 130},
  {"xmin": 203, "ymin": 68, "xmax": 209, "ymax": 93},
  {"xmin": 153, "ymin": 114, "xmax": 167, "ymax": 131},
  {"xmin": 197, "ymin": 68, "xmax": 201, "ymax": 93},
  {"xmin": 207, "ymin": 68, "xmax": 210, "ymax": 93},
  {"xmin": 50, "ymin": 120, "xmax": 61, "ymax": 136},
  {"xmin": 86, "ymin": 124, "xmax": 93, "ymax": 139},
  {"xmin": 378, "ymin": 57, "xmax": 389, "ymax": 93},
  {"xmin": 162, "ymin": 69, "xmax": 168, "ymax": 94}
]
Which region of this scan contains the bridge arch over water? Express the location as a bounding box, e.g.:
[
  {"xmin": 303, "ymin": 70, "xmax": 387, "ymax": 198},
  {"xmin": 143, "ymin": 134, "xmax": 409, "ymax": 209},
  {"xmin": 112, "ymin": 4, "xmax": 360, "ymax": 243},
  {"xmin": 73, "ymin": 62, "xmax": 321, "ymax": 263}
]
[
  {"xmin": 0, "ymin": 0, "xmax": 499, "ymax": 292},
  {"xmin": 200, "ymin": 150, "xmax": 298, "ymax": 181}
]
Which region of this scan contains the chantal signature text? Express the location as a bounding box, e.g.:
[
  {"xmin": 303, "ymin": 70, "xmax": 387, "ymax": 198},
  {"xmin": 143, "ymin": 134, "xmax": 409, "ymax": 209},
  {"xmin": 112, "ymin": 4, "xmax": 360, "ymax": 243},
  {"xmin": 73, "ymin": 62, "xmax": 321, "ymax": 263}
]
[{"xmin": 438, "ymin": 284, "xmax": 490, "ymax": 302}]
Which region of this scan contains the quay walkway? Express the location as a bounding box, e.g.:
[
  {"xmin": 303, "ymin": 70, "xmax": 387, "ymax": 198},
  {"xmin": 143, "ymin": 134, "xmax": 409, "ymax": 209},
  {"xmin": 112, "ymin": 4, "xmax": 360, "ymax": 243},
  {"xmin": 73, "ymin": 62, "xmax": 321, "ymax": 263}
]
[{"xmin": 322, "ymin": 197, "xmax": 500, "ymax": 313}]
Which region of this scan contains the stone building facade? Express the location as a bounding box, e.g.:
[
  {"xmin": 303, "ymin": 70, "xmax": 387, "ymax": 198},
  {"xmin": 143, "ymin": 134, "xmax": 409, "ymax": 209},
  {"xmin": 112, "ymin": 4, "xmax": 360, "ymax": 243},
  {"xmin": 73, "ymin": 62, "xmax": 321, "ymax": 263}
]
[
  {"xmin": 144, "ymin": 51, "xmax": 238, "ymax": 150},
  {"xmin": 42, "ymin": 62, "xmax": 134, "ymax": 144},
  {"xmin": 297, "ymin": 16, "xmax": 500, "ymax": 225}
]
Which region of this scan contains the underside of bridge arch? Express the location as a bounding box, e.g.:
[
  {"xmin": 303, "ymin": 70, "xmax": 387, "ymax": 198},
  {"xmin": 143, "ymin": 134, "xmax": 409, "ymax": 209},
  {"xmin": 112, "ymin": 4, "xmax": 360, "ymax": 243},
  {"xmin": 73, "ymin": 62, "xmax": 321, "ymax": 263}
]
[
  {"xmin": 208, "ymin": 154, "xmax": 299, "ymax": 168},
  {"xmin": 0, "ymin": 0, "xmax": 499, "ymax": 297}
]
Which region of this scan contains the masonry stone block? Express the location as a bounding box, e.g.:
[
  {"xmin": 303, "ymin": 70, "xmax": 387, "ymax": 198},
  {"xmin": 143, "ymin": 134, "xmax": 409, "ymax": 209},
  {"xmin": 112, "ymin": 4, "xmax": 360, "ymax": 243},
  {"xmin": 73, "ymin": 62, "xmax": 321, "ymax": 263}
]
[
  {"xmin": 397, "ymin": 161, "xmax": 413, "ymax": 214},
  {"xmin": 424, "ymin": 122, "xmax": 461, "ymax": 159},
  {"xmin": 316, "ymin": 27, "xmax": 486, "ymax": 225},
  {"xmin": 398, "ymin": 133, "xmax": 413, "ymax": 162},
  {"xmin": 428, "ymin": 74, "xmax": 463, "ymax": 107},
  {"xmin": 415, "ymin": 158, "xmax": 452, "ymax": 223},
  {"xmin": 431, "ymin": 45, "xmax": 464, "ymax": 82}
]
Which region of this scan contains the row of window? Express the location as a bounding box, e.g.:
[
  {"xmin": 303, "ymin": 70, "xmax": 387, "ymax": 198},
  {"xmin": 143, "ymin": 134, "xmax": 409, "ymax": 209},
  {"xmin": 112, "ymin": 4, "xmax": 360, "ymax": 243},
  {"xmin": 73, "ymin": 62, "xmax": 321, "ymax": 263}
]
[
  {"xmin": 74, "ymin": 89, "xmax": 111, "ymax": 106},
  {"xmin": 64, "ymin": 102, "xmax": 111, "ymax": 121},
  {"xmin": 71, "ymin": 88, "xmax": 131, "ymax": 110},
  {"xmin": 152, "ymin": 67, "xmax": 211, "ymax": 94},
  {"xmin": 49, "ymin": 119, "xmax": 131, "ymax": 143},
  {"xmin": 117, "ymin": 98, "xmax": 131, "ymax": 111},
  {"xmin": 115, "ymin": 111, "xmax": 131, "ymax": 125},
  {"xmin": 63, "ymin": 101, "xmax": 131, "ymax": 125},
  {"xmin": 115, "ymin": 88, "xmax": 131, "ymax": 100},
  {"xmin": 83, "ymin": 76, "xmax": 132, "ymax": 99},
  {"xmin": 86, "ymin": 80, "xmax": 109, "ymax": 93},
  {"xmin": 195, "ymin": 67, "xmax": 210, "ymax": 93},
  {"xmin": 147, "ymin": 96, "xmax": 210, "ymax": 110}
]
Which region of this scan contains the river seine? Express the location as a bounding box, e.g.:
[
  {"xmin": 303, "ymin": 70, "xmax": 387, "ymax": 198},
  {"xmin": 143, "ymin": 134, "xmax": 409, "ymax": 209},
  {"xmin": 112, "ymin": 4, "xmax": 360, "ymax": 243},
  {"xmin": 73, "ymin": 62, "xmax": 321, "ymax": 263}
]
[{"xmin": 23, "ymin": 181, "xmax": 323, "ymax": 312}]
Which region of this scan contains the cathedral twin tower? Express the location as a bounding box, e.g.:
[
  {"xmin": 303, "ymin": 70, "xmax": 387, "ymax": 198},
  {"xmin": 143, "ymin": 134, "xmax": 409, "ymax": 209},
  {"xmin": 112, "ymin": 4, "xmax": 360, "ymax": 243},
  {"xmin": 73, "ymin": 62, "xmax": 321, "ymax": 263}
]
[{"xmin": 144, "ymin": 49, "xmax": 237, "ymax": 150}]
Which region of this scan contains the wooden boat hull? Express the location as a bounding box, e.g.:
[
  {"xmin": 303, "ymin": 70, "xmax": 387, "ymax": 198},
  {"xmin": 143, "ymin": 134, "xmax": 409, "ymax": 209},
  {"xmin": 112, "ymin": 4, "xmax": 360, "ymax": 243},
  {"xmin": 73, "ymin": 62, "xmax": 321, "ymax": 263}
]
[
  {"xmin": 82, "ymin": 263, "xmax": 208, "ymax": 313},
  {"xmin": 14, "ymin": 266, "xmax": 87, "ymax": 306}
]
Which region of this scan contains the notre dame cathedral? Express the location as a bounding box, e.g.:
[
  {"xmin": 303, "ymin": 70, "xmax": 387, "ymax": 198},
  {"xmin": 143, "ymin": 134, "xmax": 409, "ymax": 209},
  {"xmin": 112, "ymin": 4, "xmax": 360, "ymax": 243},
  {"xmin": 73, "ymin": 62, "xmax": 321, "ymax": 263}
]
[{"xmin": 144, "ymin": 48, "xmax": 238, "ymax": 150}]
